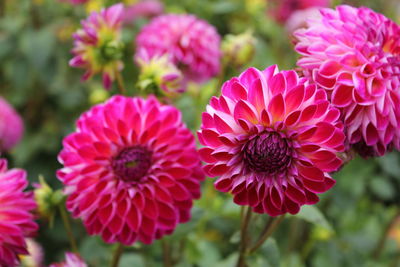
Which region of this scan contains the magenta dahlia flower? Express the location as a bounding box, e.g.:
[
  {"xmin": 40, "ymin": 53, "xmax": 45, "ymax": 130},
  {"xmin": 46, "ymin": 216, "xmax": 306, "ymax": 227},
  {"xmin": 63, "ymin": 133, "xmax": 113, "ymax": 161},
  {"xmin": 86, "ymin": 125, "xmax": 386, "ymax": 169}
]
[
  {"xmin": 270, "ymin": 0, "xmax": 330, "ymax": 24},
  {"xmin": 49, "ymin": 253, "xmax": 87, "ymax": 267},
  {"xmin": 0, "ymin": 97, "xmax": 23, "ymax": 152},
  {"xmin": 0, "ymin": 159, "xmax": 38, "ymax": 267},
  {"xmin": 295, "ymin": 5, "xmax": 400, "ymax": 157},
  {"xmin": 57, "ymin": 95, "xmax": 204, "ymax": 245},
  {"xmin": 70, "ymin": 3, "xmax": 124, "ymax": 90},
  {"xmin": 198, "ymin": 65, "xmax": 345, "ymax": 216},
  {"xmin": 135, "ymin": 14, "xmax": 221, "ymax": 83}
]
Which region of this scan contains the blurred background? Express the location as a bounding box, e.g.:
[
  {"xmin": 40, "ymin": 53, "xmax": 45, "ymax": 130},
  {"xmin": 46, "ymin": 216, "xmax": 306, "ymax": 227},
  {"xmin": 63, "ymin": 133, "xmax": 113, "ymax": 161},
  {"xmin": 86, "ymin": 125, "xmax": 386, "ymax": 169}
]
[{"xmin": 0, "ymin": 0, "xmax": 399, "ymax": 266}]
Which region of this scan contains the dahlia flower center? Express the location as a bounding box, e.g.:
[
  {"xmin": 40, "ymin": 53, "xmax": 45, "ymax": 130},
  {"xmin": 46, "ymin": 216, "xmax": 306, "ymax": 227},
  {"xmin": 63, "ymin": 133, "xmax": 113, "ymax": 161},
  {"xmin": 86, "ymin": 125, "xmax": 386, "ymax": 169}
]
[
  {"xmin": 99, "ymin": 40, "xmax": 124, "ymax": 62},
  {"xmin": 243, "ymin": 132, "xmax": 292, "ymax": 174},
  {"xmin": 112, "ymin": 146, "xmax": 152, "ymax": 182}
]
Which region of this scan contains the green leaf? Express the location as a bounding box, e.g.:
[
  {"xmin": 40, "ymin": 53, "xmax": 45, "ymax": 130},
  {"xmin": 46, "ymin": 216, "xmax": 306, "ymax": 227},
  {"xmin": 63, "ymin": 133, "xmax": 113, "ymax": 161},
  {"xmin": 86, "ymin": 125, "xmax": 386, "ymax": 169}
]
[
  {"xmin": 377, "ymin": 152, "xmax": 400, "ymax": 178},
  {"xmin": 119, "ymin": 253, "xmax": 144, "ymax": 267},
  {"xmin": 169, "ymin": 207, "xmax": 204, "ymax": 240},
  {"xmin": 259, "ymin": 238, "xmax": 280, "ymax": 267},
  {"xmin": 292, "ymin": 206, "xmax": 334, "ymax": 233},
  {"xmin": 369, "ymin": 176, "xmax": 395, "ymax": 200},
  {"xmin": 215, "ymin": 253, "xmax": 239, "ymax": 267}
]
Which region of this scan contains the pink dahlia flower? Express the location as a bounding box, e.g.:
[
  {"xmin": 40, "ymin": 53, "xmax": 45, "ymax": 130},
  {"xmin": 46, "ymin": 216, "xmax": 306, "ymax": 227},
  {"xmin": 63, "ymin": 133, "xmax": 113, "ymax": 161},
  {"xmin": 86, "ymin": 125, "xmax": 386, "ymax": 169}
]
[
  {"xmin": 269, "ymin": 0, "xmax": 330, "ymax": 24},
  {"xmin": 198, "ymin": 65, "xmax": 345, "ymax": 216},
  {"xmin": 57, "ymin": 95, "xmax": 204, "ymax": 245},
  {"xmin": 70, "ymin": 4, "xmax": 124, "ymax": 90},
  {"xmin": 136, "ymin": 49, "xmax": 186, "ymax": 97},
  {"xmin": 123, "ymin": 0, "xmax": 164, "ymax": 23},
  {"xmin": 285, "ymin": 8, "xmax": 322, "ymax": 34},
  {"xmin": 49, "ymin": 253, "xmax": 87, "ymax": 267},
  {"xmin": 136, "ymin": 14, "xmax": 221, "ymax": 83},
  {"xmin": 0, "ymin": 97, "xmax": 23, "ymax": 152},
  {"xmin": 0, "ymin": 159, "xmax": 38, "ymax": 267},
  {"xmin": 295, "ymin": 5, "xmax": 400, "ymax": 157}
]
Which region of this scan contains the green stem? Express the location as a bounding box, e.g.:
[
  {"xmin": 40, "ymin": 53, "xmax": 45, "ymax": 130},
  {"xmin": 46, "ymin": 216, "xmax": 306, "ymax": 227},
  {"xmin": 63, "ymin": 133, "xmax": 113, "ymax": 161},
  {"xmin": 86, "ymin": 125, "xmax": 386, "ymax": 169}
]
[
  {"xmin": 372, "ymin": 208, "xmax": 400, "ymax": 259},
  {"xmin": 115, "ymin": 72, "xmax": 126, "ymax": 95},
  {"xmin": 249, "ymin": 214, "xmax": 286, "ymax": 254},
  {"xmin": 236, "ymin": 206, "xmax": 252, "ymax": 267},
  {"xmin": 110, "ymin": 243, "xmax": 124, "ymax": 267},
  {"xmin": 59, "ymin": 205, "xmax": 78, "ymax": 253},
  {"xmin": 162, "ymin": 239, "xmax": 173, "ymax": 267}
]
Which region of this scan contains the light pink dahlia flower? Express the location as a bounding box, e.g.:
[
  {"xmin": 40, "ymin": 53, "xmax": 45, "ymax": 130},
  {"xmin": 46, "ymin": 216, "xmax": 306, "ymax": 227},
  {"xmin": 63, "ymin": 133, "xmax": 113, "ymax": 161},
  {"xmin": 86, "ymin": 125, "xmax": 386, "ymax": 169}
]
[
  {"xmin": 135, "ymin": 14, "xmax": 221, "ymax": 83},
  {"xmin": 123, "ymin": 0, "xmax": 164, "ymax": 23},
  {"xmin": 49, "ymin": 253, "xmax": 87, "ymax": 267},
  {"xmin": 20, "ymin": 238, "xmax": 44, "ymax": 267},
  {"xmin": 0, "ymin": 159, "xmax": 38, "ymax": 267},
  {"xmin": 269, "ymin": 0, "xmax": 330, "ymax": 24},
  {"xmin": 57, "ymin": 95, "xmax": 204, "ymax": 245},
  {"xmin": 0, "ymin": 97, "xmax": 23, "ymax": 152},
  {"xmin": 70, "ymin": 4, "xmax": 124, "ymax": 90},
  {"xmin": 295, "ymin": 5, "xmax": 400, "ymax": 157},
  {"xmin": 198, "ymin": 65, "xmax": 345, "ymax": 216}
]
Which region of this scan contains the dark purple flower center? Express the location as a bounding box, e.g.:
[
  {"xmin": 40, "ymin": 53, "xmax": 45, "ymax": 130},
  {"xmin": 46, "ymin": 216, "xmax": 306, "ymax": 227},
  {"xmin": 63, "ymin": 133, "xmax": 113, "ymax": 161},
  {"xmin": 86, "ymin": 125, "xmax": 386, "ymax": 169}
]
[
  {"xmin": 112, "ymin": 146, "xmax": 152, "ymax": 182},
  {"xmin": 243, "ymin": 132, "xmax": 292, "ymax": 174}
]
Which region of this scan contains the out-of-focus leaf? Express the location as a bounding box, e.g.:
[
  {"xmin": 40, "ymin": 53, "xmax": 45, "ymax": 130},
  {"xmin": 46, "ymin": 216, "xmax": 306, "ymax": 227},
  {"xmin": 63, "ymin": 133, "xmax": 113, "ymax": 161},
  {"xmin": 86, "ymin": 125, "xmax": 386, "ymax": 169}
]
[
  {"xmin": 377, "ymin": 152, "xmax": 400, "ymax": 178},
  {"xmin": 369, "ymin": 176, "xmax": 395, "ymax": 200},
  {"xmin": 229, "ymin": 230, "xmax": 240, "ymax": 244},
  {"xmin": 0, "ymin": 35, "xmax": 12, "ymax": 60},
  {"xmin": 169, "ymin": 207, "xmax": 204, "ymax": 240},
  {"xmin": 80, "ymin": 237, "xmax": 109, "ymax": 267},
  {"xmin": 293, "ymin": 206, "xmax": 334, "ymax": 233},
  {"xmin": 119, "ymin": 253, "xmax": 144, "ymax": 267},
  {"xmin": 20, "ymin": 27, "xmax": 56, "ymax": 70},
  {"xmin": 212, "ymin": 2, "xmax": 239, "ymax": 14},
  {"xmin": 215, "ymin": 253, "xmax": 238, "ymax": 267},
  {"xmin": 259, "ymin": 238, "xmax": 280, "ymax": 267},
  {"xmin": 282, "ymin": 253, "xmax": 304, "ymax": 267}
]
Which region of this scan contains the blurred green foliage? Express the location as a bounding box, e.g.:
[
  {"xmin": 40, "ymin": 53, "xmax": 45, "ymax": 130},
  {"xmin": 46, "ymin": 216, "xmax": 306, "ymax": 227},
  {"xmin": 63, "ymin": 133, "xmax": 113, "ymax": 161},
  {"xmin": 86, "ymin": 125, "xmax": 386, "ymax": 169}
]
[{"xmin": 0, "ymin": 0, "xmax": 399, "ymax": 266}]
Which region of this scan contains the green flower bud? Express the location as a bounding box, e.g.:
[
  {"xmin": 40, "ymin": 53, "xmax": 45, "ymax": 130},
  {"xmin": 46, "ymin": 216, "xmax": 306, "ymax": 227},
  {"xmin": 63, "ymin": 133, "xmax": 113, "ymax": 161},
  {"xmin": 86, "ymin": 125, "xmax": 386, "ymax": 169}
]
[{"xmin": 222, "ymin": 30, "xmax": 256, "ymax": 69}]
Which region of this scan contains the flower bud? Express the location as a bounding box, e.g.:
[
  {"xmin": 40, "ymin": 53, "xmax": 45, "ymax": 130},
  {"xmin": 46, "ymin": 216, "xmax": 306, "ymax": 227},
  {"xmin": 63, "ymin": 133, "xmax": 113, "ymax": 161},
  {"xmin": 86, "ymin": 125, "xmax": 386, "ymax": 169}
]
[
  {"xmin": 34, "ymin": 176, "xmax": 64, "ymax": 226},
  {"xmin": 136, "ymin": 52, "xmax": 185, "ymax": 98},
  {"xmin": 222, "ymin": 31, "xmax": 256, "ymax": 69}
]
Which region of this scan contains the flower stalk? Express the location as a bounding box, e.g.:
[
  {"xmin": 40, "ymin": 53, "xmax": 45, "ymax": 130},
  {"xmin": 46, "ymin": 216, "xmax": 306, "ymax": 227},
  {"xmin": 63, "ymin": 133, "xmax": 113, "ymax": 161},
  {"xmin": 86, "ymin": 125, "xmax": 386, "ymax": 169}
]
[
  {"xmin": 236, "ymin": 206, "xmax": 252, "ymax": 267},
  {"xmin": 110, "ymin": 243, "xmax": 124, "ymax": 267},
  {"xmin": 59, "ymin": 204, "xmax": 78, "ymax": 253},
  {"xmin": 249, "ymin": 214, "xmax": 286, "ymax": 254}
]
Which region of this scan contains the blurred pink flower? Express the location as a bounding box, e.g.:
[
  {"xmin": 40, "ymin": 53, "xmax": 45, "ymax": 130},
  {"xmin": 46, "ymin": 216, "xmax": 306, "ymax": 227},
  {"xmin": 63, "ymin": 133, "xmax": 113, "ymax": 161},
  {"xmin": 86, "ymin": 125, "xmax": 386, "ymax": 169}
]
[
  {"xmin": 20, "ymin": 239, "xmax": 44, "ymax": 267},
  {"xmin": 0, "ymin": 97, "xmax": 23, "ymax": 152},
  {"xmin": 49, "ymin": 253, "xmax": 87, "ymax": 267},
  {"xmin": 0, "ymin": 159, "xmax": 38, "ymax": 267},
  {"xmin": 70, "ymin": 4, "xmax": 124, "ymax": 90},
  {"xmin": 124, "ymin": 0, "xmax": 164, "ymax": 23},
  {"xmin": 270, "ymin": 0, "xmax": 330, "ymax": 23},
  {"xmin": 136, "ymin": 49, "xmax": 186, "ymax": 97},
  {"xmin": 295, "ymin": 5, "xmax": 400, "ymax": 157},
  {"xmin": 57, "ymin": 95, "xmax": 204, "ymax": 245},
  {"xmin": 136, "ymin": 14, "xmax": 221, "ymax": 83},
  {"xmin": 285, "ymin": 7, "xmax": 322, "ymax": 34},
  {"xmin": 198, "ymin": 65, "xmax": 344, "ymax": 216}
]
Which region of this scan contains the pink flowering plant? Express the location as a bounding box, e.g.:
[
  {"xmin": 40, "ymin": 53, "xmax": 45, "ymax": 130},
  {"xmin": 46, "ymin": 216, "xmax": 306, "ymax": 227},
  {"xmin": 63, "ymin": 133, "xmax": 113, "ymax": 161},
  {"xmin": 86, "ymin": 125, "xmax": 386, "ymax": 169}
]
[{"xmin": 0, "ymin": 0, "xmax": 399, "ymax": 266}]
